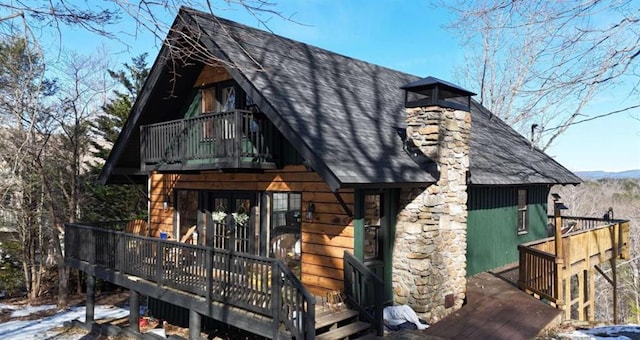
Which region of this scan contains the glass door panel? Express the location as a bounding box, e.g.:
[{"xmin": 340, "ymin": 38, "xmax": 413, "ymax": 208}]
[
  {"xmin": 204, "ymin": 192, "xmax": 256, "ymax": 254},
  {"xmin": 210, "ymin": 197, "xmax": 230, "ymax": 250}
]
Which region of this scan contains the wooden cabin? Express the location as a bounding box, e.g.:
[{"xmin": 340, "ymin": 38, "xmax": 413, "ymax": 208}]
[{"xmin": 64, "ymin": 7, "xmax": 629, "ymax": 339}]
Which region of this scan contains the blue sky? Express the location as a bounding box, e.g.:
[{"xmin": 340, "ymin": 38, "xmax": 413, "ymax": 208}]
[{"xmin": 57, "ymin": 0, "xmax": 639, "ymax": 172}]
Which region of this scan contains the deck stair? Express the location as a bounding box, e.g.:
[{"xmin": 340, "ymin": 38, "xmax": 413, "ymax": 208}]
[{"xmin": 314, "ymin": 307, "xmax": 372, "ymax": 340}]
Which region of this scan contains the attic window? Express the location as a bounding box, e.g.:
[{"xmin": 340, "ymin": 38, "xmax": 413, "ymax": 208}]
[{"xmin": 220, "ymin": 86, "xmax": 236, "ymax": 112}]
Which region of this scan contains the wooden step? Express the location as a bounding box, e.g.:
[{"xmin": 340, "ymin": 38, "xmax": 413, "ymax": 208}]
[
  {"xmin": 316, "ymin": 321, "xmax": 371, "ymax": 340},
  {"xmin": 315, "ymin": 309, "xmax": 360, "ymax": 330}
]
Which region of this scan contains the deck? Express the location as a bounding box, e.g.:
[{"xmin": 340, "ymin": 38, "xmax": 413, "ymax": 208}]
[
  {"xmin": 363, "ymin": 269, "xmax": 561, "ymax": 340},
  {"xmin": 518, "ymin": 216, "xmax": 630, "ymax": 321},
  {"xmin": 64, "ymin": 222, "xmax": 384, "ymax": 339}
]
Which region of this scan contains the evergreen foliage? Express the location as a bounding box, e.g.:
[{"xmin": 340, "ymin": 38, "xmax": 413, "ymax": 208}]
[{"xmin": 83, "ymin": 54, "xmax": 149, "ymax": 223}]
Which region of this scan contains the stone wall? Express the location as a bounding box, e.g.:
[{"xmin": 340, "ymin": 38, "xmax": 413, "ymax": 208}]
[{"xmin": 392, "ymin": 105, "xmax": 470, "ymax": 323}]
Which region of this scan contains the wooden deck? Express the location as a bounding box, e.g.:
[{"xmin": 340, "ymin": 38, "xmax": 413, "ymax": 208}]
[
  {"xmin": 64, "ymin": 223, "xmax": 384, "ymax": 339},
  {"xmin": 518, "ymin": 217, "xmax": 630, "ymax": 321},
  {"xmin": 374, "ymin": 270, "xmax": 561, "ymax": 340}
]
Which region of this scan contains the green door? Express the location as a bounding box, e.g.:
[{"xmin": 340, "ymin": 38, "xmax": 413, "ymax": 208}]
[{"xmin": 356, "ymin": 189, "xmax": 397, "ymax": 305}]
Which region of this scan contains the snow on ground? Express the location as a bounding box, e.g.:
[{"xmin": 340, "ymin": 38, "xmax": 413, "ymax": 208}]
[
  {"xmin": 558, "ymin": 325, "xmax": 640, "ymax": 340},
  {"xmin": 0, "ymin": 303, "xmax": 129, "ymax": 339}
]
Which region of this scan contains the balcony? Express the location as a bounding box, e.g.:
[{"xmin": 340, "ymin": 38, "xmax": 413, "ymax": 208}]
[
  {"xmin": 140, "ymin": 110, "xmax": 278, "ymax": 172},
  {"xmin": 518, "ymin": 215, "xmax": 630, "ymax": 321}
]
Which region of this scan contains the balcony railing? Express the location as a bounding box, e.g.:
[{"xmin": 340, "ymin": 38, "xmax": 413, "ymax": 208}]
[
  {"xmin": 140, "ymin": 110, "xmax": 278, "ymax": 170},
  {"xmin": 518, "ymin": 216, "xmax": 630, "ymax": 320},
  {"xmin": 64, "ymin": 223, "xmax": 314, "ymax": 339}
]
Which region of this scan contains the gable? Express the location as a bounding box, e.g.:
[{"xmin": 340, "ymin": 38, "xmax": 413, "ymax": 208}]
[{"xmin": 101, "ymin": 7, "xmax": 580, "ymax": 188}]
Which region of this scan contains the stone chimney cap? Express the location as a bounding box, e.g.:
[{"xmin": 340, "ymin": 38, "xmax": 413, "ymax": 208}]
[{"xmin": 400, "ymin": 76, "xmax": 476, "ymax": 97}]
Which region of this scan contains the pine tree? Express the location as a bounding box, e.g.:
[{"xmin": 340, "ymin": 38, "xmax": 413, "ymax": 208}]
[{"xmin": 83, "ymin": 54, "xmax": 149, "ymax": 223}]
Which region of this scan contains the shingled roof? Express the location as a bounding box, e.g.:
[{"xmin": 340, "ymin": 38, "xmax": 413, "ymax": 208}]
[{"xmin": 101, "ymin": 7, "xmax": 581, "ymax": 187}]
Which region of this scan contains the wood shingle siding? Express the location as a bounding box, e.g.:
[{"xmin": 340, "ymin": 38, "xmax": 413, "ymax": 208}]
[{"xmin": 149, "ymin": 165, "xmax": 354, "ymax": 296}]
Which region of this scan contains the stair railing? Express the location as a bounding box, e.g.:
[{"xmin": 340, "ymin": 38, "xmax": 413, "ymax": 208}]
[
  {"xmin": 343, "ymin": 251, "xmax": 384, "ymax": 336},
  {"xmin": 272, "ymin": 260, "xmax": 315, "ymax": 340}
]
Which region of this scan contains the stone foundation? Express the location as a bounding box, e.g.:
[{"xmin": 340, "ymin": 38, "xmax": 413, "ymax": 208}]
[{"xmin": 392, "ymin": 105, "xmax": 470, "ymax": 323}]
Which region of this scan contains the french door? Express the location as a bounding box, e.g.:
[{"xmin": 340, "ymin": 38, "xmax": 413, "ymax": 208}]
[{"xmin": 204, "ymin": 191, "xmax": 257, "ymax": 254}]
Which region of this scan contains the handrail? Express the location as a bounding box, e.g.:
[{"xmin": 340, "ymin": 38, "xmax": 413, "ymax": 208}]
[
  {"xmin": 525, "ymin": 218, "xmax": 630, "ymax": 249},
  {"xmin": 65, "ymin": 222, "xmax": 314, "ymax": 334},
  {"xmin": 343, "ymin": 251, "xmax": 384, "ymax": 336},
  {"xmin": 546, "ymin": 215, "xmax": 625, "ymax": 235},
  {"xmin": 142, "ymin": 109, "xmax": 252, "ymax": 128},
  {"xmin": 140, "ymin": 109, "xmax": 275, "ymax": 167},
  {"xmin": 517, "ymin": 244, "xmax": 559, "ymax": 304},
  {"xmin": 273, "ymin": 260, "xmax": 315, "ymax": 340}
]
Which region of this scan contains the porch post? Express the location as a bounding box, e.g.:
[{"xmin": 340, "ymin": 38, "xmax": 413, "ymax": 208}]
[
  {"xmin": 553, "ymin": 202, "xmax": 564, "ymax": 262},
  {"xmin": 189, "ymin": 309, "xmax": 201, "ymax": 340},
  {"xmin": 129, "ymin": 290, "xmax": 140, "ymax": 333},
  {"xmin": 86, "ymin": 274, "xmax": 95, "ymax": 325}
]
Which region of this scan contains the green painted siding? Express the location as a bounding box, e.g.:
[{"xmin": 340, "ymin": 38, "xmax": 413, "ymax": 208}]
[{"xmin": 466, "ymin": 185, "xmax": 550, "ymax": 276}]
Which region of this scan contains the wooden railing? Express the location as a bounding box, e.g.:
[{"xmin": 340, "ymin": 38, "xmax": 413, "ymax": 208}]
[
  {"xmin": 517, "ymin": 244, "xmax": 561, "ymax": 306},
  {"xmin": 273, "ymin": 260, "xmax": 315, "ymax": 340},
  {"xmin": 518, "ymin": 217, "xmax": 631, "ymax": 319},
  {"xmin": 343, "ymin": 251, "xmax": 384, "ymax": 336},
  {"xmin": 140, "ymin": 110, "xmax": 277, "ymax": 169},
  {"xmin": 65, "ymin": 223, "xmax": 314, "ymax": 338},
  {"xmin": 547, "ymin": 215, "xmax": 612, "ymax": 234}
]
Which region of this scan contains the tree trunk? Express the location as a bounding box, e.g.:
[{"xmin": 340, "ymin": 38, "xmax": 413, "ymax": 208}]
[
  {"xmin": 57, "ymin": 265, "xmax": 69, "ymax": 308},
  {"xmin": 52, "ymin": 223, "xmax": 69, "ymax": 308}
]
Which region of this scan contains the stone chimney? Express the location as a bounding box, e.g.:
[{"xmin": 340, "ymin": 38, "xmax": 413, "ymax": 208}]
[{"xmin": 392, "ymin": 77, "xmax": 473, "ymax": 323}]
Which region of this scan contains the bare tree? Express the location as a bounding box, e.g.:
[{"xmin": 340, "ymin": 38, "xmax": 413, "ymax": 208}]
[
  {"xmin": 0, "ymin": 0, "xmax": 290, "ymax": 305},
  {"xmin": 0, "ymin": 36, "xmax": 54, "ymax": 300},
  {"xmin": 444, "ymin": 0, "xmax": 639, "ymax": 150},
  {"xmin": 0, "ymin": 1, "xmax": 293, "ymax": 76},
  {"xmin": 38, "ymin": 50, "xmax": 114, "ymax": 307}
]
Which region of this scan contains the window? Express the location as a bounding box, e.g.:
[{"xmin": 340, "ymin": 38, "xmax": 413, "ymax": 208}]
[
  {"xmin": 517, "ymin": 188, "xmax": 528, "ymax": 234},
  {"xmin": 270, "ymin": 192, "xmax": 302, "ymax": 277},
  {"xmin": 271, "ymin": 192, "xmax": 301, "ymax": 232},
  {"xmin": 364, "ymin": 193, "xmax": 382, "ymax": 261},
  {"xmin": 219, "ymin": 86, "xmax": 237, "ymax": 112}
]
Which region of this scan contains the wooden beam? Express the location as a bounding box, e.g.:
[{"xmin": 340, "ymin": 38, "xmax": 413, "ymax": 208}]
[
  {"xmin": 553, "ymin": 206, "xmax": 563, "ymax": 263},
  {"xmin": 565, "ymin": 274, "xmax": 571, "ymax": 320},
  {"xmin": 611, "ymin": 221, "xmax": 619, "ymax": 324},
  {"xmin": 189, "ymin": 309, "xmax": 201, "ymax": 340},
  {"xmin": 578, "ymin": 270, "xmax": 585, "ymax": 321},
  {"xmin": 588, "ymin": 269, "xmax": 595, "ymax": 322},
  {"xmin": 333, "ymin": 190, "xmax": 353, "ymax": 217},
  {"xmin": 86, "ymin": 275, "xmax": 95, "ymax": 325},
  {"xmin": 594, "ymin": 265, "xmax": 613, "ymax": 285},
  {"xmin": 129, "ymin": 290, "xmax": 140, "ymax": 333}
]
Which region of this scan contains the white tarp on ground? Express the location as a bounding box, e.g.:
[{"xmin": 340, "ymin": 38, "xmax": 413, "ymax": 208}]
[{"xmin": 383, "ymin": 305, "xmax": 428, "ymax": 330}]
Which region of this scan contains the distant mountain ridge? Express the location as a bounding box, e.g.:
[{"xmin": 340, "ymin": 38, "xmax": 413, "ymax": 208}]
[{"xmin": 575, "ymin": 169, "xmax": 640, "ymax": 180}]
